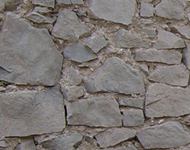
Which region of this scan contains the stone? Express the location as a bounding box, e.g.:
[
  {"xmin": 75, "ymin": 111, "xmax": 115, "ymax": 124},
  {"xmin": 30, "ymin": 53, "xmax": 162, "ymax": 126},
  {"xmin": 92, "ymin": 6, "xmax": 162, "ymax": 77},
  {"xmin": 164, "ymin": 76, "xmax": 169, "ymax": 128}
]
[
  {"xmin": 67, "ymin": 97, "xmax": 122, "ymax": 127},
  {"xmin": 171, "ymin": 25, "xmax": 190, "ymax": 39},
  {"xmin": 52, "ymin": 9, "xmax": 91, "ymax": 42},
  {"xmin": 140, "ymin": 2, "xmax": 154, "ymax": 17},
  {"xmin": 85, "ymin": 32, "xmax": 108, "ymax": 53},
  {"xmin": 0, "ymin": 87, "xmax": 65, "ymax": 137},
  {"xmin": 0, "ymin": 141, "xmax": 7, "ymax": 148},
  {"xmin": 84, "ymin": 57, "xmax": 145, "ymax": 95},
  {"xmin": 32, "ymin": 0, "xmax": 55, "ymax": 8},
  {"xmin": 89, "ymin": 0, "xmax": 137, "ymax": 25},
  {"xmin": 119, "ymin": 97, "xmax": 144, "ymax": 109},
  {"xmin": 140, "ymin": 18, "xmax": 153, "ymax": 24},
  {"xmin": 188, "ymin": 13, "xmax": 190, "ymax": 21},
  {"xmin": 135, "ymin": 49, "xmax": 182, "ymax": 65},
  {"xmin": 56, "ymin": 0, "xmax": 71, "ymax": 4},
  {"xmin": 0, "ymin": 12, "xmax": 63, "ymax": 86},
  {"xmin": 34, "ymin": 6, "xmax": 52, "ymax": 14},
  {"xmin": 148, "ymin": 65, "xmax": 189, "ymax": 87},
  {"xmin": 138, "ymin": 63, "xmax": 149, "ymax": 75},
  {"xmin": 1, "ymin": 0, "xmax": 23, "ymax": 11},
  {"xmin": 71, "ymin": 0, "xmax": 83, "ymax": 4},
  {"xmin": 154, "ymin": 30, "xmax": 185, "ymax": 49},
  {"xmin": 114, "ymin": 29, "xmax": 151, "ymax": 48},
  {"xmin": 95, "ymin": 128, "xmax": 136, "ymax": 148},
  {"xmin": 155, "ymin": 0, "xmax": 186, "ymax": 20},
  {"xmin": 123, "ymin": 109, "xmax": 144, "ymax": 127},
  {"xmin": 63, "ymin": 42, "xmax": 97, "ymax": 63},
  {"xmin": 61, "ymin": 86, "xmax": 84, "ymax": 101},
  {"xmin": 137, "ymin": 121, "xmax": 190, "ymax": 149},
  {"xmin": 183, "ymin": 43, "xmax": 190, "ymax": 70},
  {"xmin": 69, "ymin": 67, "xmax": 83, "ymax": 86},
  {"xmin": 145, "ymin": 28, "xmax": 156, "ymax": 39},
  {"xmin": 42, "ymin": 133, "xmax": 83, "ymax": 150},
  {"xmin": 15, "ymin": 138, "xmax": 36, "ymax": 150},
  {"xmin": 25, "ymin": 12, "xmax": 56, "ymax": 24},
  {"xmin": 146, "ymin": 83, "xmax": 190, "ymax": 118}
]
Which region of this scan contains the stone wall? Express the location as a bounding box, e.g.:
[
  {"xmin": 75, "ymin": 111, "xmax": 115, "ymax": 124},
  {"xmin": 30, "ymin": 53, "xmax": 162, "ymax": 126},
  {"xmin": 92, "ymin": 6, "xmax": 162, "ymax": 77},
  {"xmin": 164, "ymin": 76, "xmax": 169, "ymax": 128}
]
[{"xmin": 1, "ymin": 0, "xmax": 190, "ymax": 150}]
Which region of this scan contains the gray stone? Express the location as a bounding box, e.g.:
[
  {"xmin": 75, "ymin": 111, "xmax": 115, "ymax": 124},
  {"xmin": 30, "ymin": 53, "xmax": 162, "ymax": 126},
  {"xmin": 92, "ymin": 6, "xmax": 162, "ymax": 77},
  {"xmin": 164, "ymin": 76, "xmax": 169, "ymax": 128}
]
[
  {"xmin": 0, "ymin": 141, "xmax": 7, "ymax": 148},
  {"xmin": 0, "ymin": 88, "xmax": 65, "ymax": 137},
  {"xmin": 119, "ymin": 97, "xmax": 144, "ymax": 109},
  {"xmin": 140, "ymin": 18, "xmax": 153, "ymax": 24},
  {"xmin": 137, "ymin": 121, "xmax": 190, "ymax": 149},
  {"xmin": 67, "ymin": 97, "xmax": 122, "ymax": 127},
  {"xmin": 25, "ymin": 12, "xmax": 56, "ymax": 24},
  {"xmin": 145, "ymin": 28, "xmax": 156, "ymax": 39},
  {"xmin": 95, "ymin": 128, "xmax": 136, "ymax": 148},
  {"xmin": 0, "ymin": 12, "xmax": 63, "ymax": 86},
  {"xmin": 32, "ymin": 0, "xmax": 55, "ymax": 8},
  {"xmin": 69, "ymin": 67, "xmax": 83, "ymax": 86},
  {"xmin": 146, "ymin": 83, "xmax": 190, "ymax": 118},
  {"xmin": 84, "ymin": 57, "xmax": 145, "ymax": 95},
  {"xmin": 61, "ymin": 86, "xmax": 84, "ymax": 101},
  {"xmin": 56, "ymin": 0, "xmax": 71, "ymax": 4},
  {"xmin": 71, "ymin": 0, "xmax": 83, "ymax": 4},
  {"xmin": 171, "ymin": 25, "xmax": 190, "ymax": 39},
  {"xmin": 188, "ymin": 13, "xmax": 190, "ymax": 22},
  {"xmin": 34, "ymin": 6, "xmax": 52, "ymax": 14},
  {"xmin": 183, "ymin": 43, "xmax": 190, "ymax": 70},
  {"xmin": 89, "ymin": 0, "xmax": 137, "ymax": 25},
  {"xmin": 138, "ymin": 63, "xmax": 149, "ymax": 75},
  {"xmin": 85, "ymin": 32, "xmax": 108, "ymax": 53},
  {"xmin": 114, "ymin": 29, "xmax": 151, "ymax": 49},
  {"xmin": 105, "ymin": 146, "xmax": 136, "ymax": 150},
  {"xmin": 154, "ymin": 30, "xmax": 185, "ymax": 49},
  {"xmin": 155, "ymin": 0, "xmax": 186, "ymax": 20},
  {"xmin": 123, "ymin": 109, "xmax": 144, "ymax": 127},
  {"xmin": 140, "ymin": 2, "xmax": 154, "ymax": 17},
  {"xmin": 52, "ymin": 9, "xmax": 91, "ymax": 42},
  {"xmin": 42, "ymin": 133, "xmax": 83, "ymax": 150},
  {"xmin": 0, "ymin": 0, "xmax": 23, "ymax": 11},
  {"xmin": 135, "ymin": 49, "xmax": 182, "ymax": 65},
  {"xmin": 15, "ymin": 138, "xmax": 36, "ymax": 150},
  {"xmin": 63, "ymin": 42, "xmax": 97, "ymax": 63}
]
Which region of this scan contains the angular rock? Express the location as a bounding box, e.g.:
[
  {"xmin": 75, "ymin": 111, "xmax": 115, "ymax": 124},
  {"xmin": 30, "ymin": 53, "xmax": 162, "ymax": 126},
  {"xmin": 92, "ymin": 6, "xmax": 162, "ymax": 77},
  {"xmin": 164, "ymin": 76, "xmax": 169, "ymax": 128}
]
[
  {"xmin": 123, "ymin": 109, "xmax": 144, "ymax": 127},
  {"xmin": 95, "ymin": 128, "xmax": 136, "ymax": 148},
  {"xmin": 137, "ymin": 121, "xmax": 190, "ymax": 149},
  {"xmin": 140, "ymin": 2, "xmax": 154, "ymax": 17},
  {"xmin": 63, "ymin": 42, "xmax": 97, "ymax": 63},
  {"xmin": 69, "ymin": 67, "xmax": 83, "ymax": 86},
  {"xmin": 89, "ymin": 0, "xmax": 137, "ymax": 25},
  {"xmin": 140, "ymin": 18, "xmax": 153, "ymax": 25},
  {"xmin": 145, "ymin": 28, "xmax": 156, "ymax": 39},
  {"xmin": 146, "ymin": 83, "xmax": 190, "ymax": 118},
  {"xmin": 119, "ymin": 97, "xmax": 144, "ymax": 109},
  {"xmin": 0, "ymin": 88, "xmax": 65, "ymax": 137},
  {"xmin": 171, "ymin": 25, "xmax": 190, "ymax": 39},
  {"xmin": 67, "ymin": 97, "xmax": 122, "ymax": 127},
  {"xmin": 138, "ymin": 63, "xmax": 149, "ymax": 75},
  {"xmin": 154, "ymin": 30, "xmax": 185, "ymax": 49},
  {"xmin": 0, "ymin": 12, "xmax": 63, "ymax": 86},
  {"xmin": 135, "ymin": 49, "xmax": 182, "ymax": 65},
  {"xmin": 32, "ymin": 0, "xmax": 55, "ymax": 8},
  {"xmin": 34, "ymin": 6, "xmax": 52, "ymax": 14},
  {"xmin": 42, "ymin": 133, "xmax": 83, "ymax": 150},
  {"xmin": 56, "ymin": 0, "xmax": 71, "ymax": 4},
  {"xmin": 114, "ymin": 29, "xmax": 151, "ymax": 48},
  {"xmin": 0, "ymin": 141, "xmax": 7, "ymax": 148},
  {"xmin": 155, "ymin": 0, "xmax": 186, "ymax": 20},
  {"xmin": 15, "ymin": 138, "xmax": 36, "ymax": 150},
  {"xmin": 52, "ymin": 9, "xmax": 91, "ymax": 42},
  {"xmin": 183, "ymin": 43, "xmax": 190, "ymax": 70},
  {"xmin": 71, "ymin": 0, "xmax": 83, "ymax": 4},
  {"xmin": 84, "ymin": 57, "xmax": 145, "ymax": 95},
  {"xmin": 0, "ymin": 0, "xmax": 23, "ymax": 11}
]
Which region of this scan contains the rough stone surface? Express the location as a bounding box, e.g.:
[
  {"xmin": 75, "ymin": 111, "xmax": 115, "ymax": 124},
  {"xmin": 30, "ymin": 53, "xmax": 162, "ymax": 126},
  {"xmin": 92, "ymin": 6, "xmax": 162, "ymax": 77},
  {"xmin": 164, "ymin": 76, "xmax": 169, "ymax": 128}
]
[
  {"xmin": 71, "ymin": 0, "xmax": 83, "ymax": 4},
  {"xmin": 183, "ymin": 43, "xmax": 190, "ymax": 70},
  {"xmin": 32, "ymin": 0, "xmax": 55, "ymax": 8},
  {"xmin": 146, "ymin": 83, "xmax": 190, "ymax": 118},
  {"xmin": 34, "ymin": 6, "xmax": 52, "ymax": 14},
  {"xmin": 52, "ymin": 9, "xmax": 91, "ymax": 42},
  {"xmin": 15, "ymin": 138, "xmax": 36, "ymax": 150},
  {"xmin": 140, "ymin": 2, "xmax": 154, "ymax": 17},
  {"xmin": 63, "ymin": 42, "xmax": 97, "ymax": 63},
  {"xmin": 0, "ymin": 12, "xmax": 63, "ymax": 86},
  {"xmin": 171, "ymin": 25, "xmax": 190, "ymax": 39},
  {"xmin": 114, "ymin": 29, "xmax": 151, "ymax": 48},
  {"xmin": 119, "ymin": 97, "xmax": 144, "ymax": 109},
  {"xmin": 0, "ymin": 88, "xmax": 65, "ymax": 137},
  {"xmin": 137, "ymin": 121, "xmax": 190, "ymax": 149},
  {"xmin": 69, "ymin": 67, "xmax": 83, "ymax": 86},
  {"xmin": 155, "ymin": 0, "xmax": 186, "ymax": 20},
  {"xmin": 84, "ymin": 57, "xmax": 145, "ymax": 95},
  {"xmin": 67, "ymin": 97, "xmax": 122, "ymax": 127},
  {"xmin": 148, "ymin": 65, "xmax": 189, "ymax": 87},
  {"xmin": 153, "ymin": 30, "xmax": 185, "ymax": 49},
  {"xmin": 95, "ymin": 128, "xmax": 136, "ymax": 148},
  {"xmin": 0, "ymin": 141, "xmax": 7, "ymax": 148},
  {"xmin": 56, "ymin": 0, "xmax": 71, "ymax": 4},
  {"xmin": 135, "ymin": 49, "xmax": 182, "ymax": 65}
]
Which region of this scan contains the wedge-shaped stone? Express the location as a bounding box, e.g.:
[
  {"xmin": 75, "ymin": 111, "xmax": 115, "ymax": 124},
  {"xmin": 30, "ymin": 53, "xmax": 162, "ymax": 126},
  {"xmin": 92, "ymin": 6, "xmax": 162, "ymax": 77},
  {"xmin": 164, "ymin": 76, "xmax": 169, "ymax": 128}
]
[
  {"xmin": 32, "ymin": 0, "xmax": 55, "ymax": 8},
  {"xmin": 137, "ymin": 121, "xmax": 190, "ymax": 149},
  {"xmin": 84, "ymin": 57, "xmax": 145, "ymax": 95},
  {"xmin": 67, "ymin": 97, "xmax": 122, "ymax": 127},
  {"xmin": 183, "ymin": 43, "xmax": 190, "ymax": 70},
  {"xmin": 171, "ymin": 25, "xmax": 190, "ymax": 39},
  {"xmin": 15, "ymin": 138, "xmax": 36, "ymax": 150},
  {"xmin": 0, "ymin": 12, "xmax": 63, "ymax": 86},
  {"xmin": 146, "ymin": 83, "xmax": 190, "ymax": 118},
  {"xmin": 0, "ymin": 88, "xmax": 65, "ymax": 137},
  {"xmin": 119, "ymin": 97, "xmax": 144, "ymax": 109}
]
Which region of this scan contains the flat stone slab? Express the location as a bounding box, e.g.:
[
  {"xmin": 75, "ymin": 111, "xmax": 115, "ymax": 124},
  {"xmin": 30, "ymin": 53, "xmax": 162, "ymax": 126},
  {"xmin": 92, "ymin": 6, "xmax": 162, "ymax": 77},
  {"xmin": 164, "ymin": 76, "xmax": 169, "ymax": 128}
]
[
  {"xmin": 140, "ymin": 2, "xmax": 154, "ymax": 17},
  {"xmin": 183, "ymin": 43, "xmax": 190, "ymax": 70},
  {"xmin": 32, "ymin": 0, "xmax": 55, "ymax": 8},
  {"xmin": 171, "ymin": 25, "xmax": 190, "ymax": 40},
  {"xmin": 15, "ymin": 138, "xmax": 36, "ymax": 150},
  {"xmin": 119, "ymin": 97, "xmax": 144, "ymax": 109}
]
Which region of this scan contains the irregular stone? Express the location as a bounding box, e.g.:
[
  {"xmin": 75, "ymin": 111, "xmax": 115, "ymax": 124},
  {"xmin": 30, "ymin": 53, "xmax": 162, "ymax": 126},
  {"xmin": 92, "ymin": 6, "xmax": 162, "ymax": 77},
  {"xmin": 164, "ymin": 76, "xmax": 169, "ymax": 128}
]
[
  {"xmin": 148, "ymin": 65, "xmax": 189, "ymax": 86},
  {"xmin": 63, "ymin": 42, "xmax": 97, "ymax": 63},
  {"xmin": 137, "ymin": 121, "xmax": 190, "ymax": 149},
  {"xmin": 114, "ymin": 29, "xmax": 151, "ymax": 48},
  {"xmin": 61, "ymin": 86, "xmax": 84, "ymax": 101},
  {"xmin": 89, "ymin": 0, "xmax": 137, "ymax": 25},
  {"xmin": 85, "ymin": 32, "xmax": 108, "ymax": 53},
  {"xmin": 0, "ymin": 12, "xmax": 63, "ymax": 86},
  {"xmin": 140, "ymin": 18, "xmax": 153, "ymax": 24},
  {"xmin": 52, "ymin": 9, "xmax": 91, "ymax": 42},
  {"xmin": 154, "ymin": 30, "xmax": 185, "ymax": 49},
  {"xmin": 42, "ymin": 133, "xmax": 83, "ymax": 150},
  {"xmin": 188, "ymin": 13, "xmax": 190, "ymax": 22},
  {"xmin": 145, "ymin": 28, "xmax": 156, "ymax": 39},
  {"xmin": 0, "ymin": 0, "xmax": 23, "ymax": 11},
  {"xmin": 135, "ymin": 49, "xmax": 182, "ymax": 65},
  {"xmin": 138, "ymin": 63, "xmax": 149, "ymax": 75},
  {"xmin": 71, "ymin": 0, "xmax": 83, "ymax": 4},
  {"xmin": 183, "ymin": 43, "xmax": 190, "ymax": 70},
  {"xmin": 119, "ymin": 97, "xmax": 144, "ymax": 109},
  {"xmin": 140, "ymin": 2, "xmax": 154, "ymax": 17},
  {"xmin": 155, "ymin": 0, "xmax": 186, "ymax": 20},
  {"xmin": 95, "ymin": 128, "xmax": 136, "ymax": 148},
  {"xmin": 34, "ymin": 6, "xmax": 52, "ymax": 14},
  {"xmin": 0, "ymin": 141, "xmax": 7, "ymax": 148},
  {"xmin": 105, "ymin": 146, "xmax": 136, "ymax": 150},
  {"xmin": 32, "ymin": 0, "xmax": 55, "ymax": 8},
  {"xmin": 67, "ymin": 97, "xmax": 122, "ymax": 127},
  {"xmin": 15, "ymin": 138, "xmax": 36, "ymax": 150},
  {"xmin": 69, "ymin": 67, "xmax": 83, "ymax": 86},
  {"xmin": 84, "ymin": 57, "xmax": 145, "ymax": 95},
  {"xmin": 146, "ymin": 83, "xmax": 190, "ymax": 118},
  {"xmin": 56, "ymin": 0, "xmax": 71, "ymax": 4},
  {"xmin": 0, "ymin": 88, "xmax": 65, "ymax": 137},
  {"xmin": 171, "ymin": 25, "xmax": 190, "ymax": 39},
  {"xmin": 123, "ymin": 109, "xmax": 144, "ymax": 127}
]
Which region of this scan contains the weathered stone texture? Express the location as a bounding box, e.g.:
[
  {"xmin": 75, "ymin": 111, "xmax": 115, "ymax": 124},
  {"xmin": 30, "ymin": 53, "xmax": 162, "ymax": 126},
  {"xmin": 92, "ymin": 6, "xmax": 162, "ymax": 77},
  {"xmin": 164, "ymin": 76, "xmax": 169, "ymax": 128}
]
[
  {"xmin": 140, "ymin": 2, "xmax": 154, "ymax": 17},
  {"xmin": 15, "ymin": 138, "xmax": 36, "ymax": 150},
  {"xmin": 32, "ymin": 0, "xmax": 55, "ymax": 8},
  {"xmin": 69, "ymin": 67, "xmax": 83, "ymax": 86},
  {"xmin": 183, "ymin": 43, "xmax": 190, "ymax": 70},
  {"xmin": 119, "ymin": 97, "xmax": 144, "ymax": 109},
  {"xmin": 171, "ymin": 26, "xmax": 190, "ymax": 39}
]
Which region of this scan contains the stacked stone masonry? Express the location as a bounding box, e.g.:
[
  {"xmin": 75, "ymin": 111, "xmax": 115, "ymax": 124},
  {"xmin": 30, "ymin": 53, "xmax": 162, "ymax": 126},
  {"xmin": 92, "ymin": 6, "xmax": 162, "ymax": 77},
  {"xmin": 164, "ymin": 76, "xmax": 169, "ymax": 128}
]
[{"xmin": 2, "ymin": 0, "xmax": 190, "ymax": 150}]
